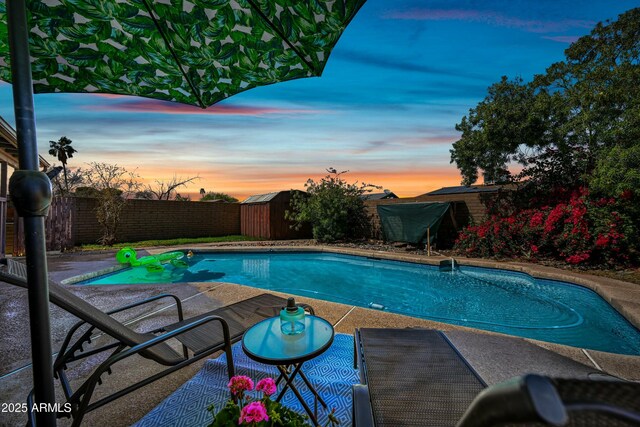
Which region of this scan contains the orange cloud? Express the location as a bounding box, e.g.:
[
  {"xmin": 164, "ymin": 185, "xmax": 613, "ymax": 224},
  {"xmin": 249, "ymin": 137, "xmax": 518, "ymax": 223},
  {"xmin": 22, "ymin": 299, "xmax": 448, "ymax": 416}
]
[{"xmin": 134, "ymin": 165, "xmax": 464, "ymax": 201}]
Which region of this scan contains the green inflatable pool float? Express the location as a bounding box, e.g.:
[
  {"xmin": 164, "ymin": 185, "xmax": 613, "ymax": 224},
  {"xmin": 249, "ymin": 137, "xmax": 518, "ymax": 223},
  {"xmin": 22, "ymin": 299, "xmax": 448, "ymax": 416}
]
[{"xmin": 116, "ymin": 247, "xmax": 188, "ymax": 272}]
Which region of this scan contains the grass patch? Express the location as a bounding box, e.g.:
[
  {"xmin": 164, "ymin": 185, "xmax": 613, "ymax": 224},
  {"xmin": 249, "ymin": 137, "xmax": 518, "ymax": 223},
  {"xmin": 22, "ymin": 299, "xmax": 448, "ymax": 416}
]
[{"xmin": 77, "ymin": 235, "xmax": 262, "ymax": 251}]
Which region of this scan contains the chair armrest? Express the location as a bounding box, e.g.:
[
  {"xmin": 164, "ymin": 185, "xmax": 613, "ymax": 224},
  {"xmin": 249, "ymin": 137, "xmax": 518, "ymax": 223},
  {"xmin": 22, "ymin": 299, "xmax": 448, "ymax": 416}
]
[
  {"xmin": 352, "ymin": 385, "xmax": 375, "ymax": 427},
  {"xmin": 101, "ymin": 314, "xmax": 231, "ymax": 366},
  {"xmin": 456, "ymin": 375, "xmax": 567, "ymax": 427},
  {"xmin": 55, "ymin": 294, "xmax": 184, "ymax": 370},
  {"xmin": 298, "ymin": 303, "xmax": 315, "ymax": 316}
]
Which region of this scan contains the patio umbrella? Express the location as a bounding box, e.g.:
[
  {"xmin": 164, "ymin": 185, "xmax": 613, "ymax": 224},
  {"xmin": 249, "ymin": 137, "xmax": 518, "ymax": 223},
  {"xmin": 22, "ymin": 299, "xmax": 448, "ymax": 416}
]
[{"xmin": 0, "ymin": 0, "xmax": 366, "ymax": 424}]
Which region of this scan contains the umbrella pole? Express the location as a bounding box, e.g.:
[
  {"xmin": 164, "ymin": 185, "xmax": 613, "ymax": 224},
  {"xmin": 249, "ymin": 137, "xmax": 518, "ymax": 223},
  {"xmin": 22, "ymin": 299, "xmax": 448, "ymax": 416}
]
[{"xmin": 7, "ymin": 1, "xmax": 57, "ymax": 425}]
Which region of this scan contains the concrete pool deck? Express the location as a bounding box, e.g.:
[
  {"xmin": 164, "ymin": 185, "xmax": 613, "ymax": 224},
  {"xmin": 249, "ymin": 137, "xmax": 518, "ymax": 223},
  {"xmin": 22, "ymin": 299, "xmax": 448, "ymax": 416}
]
[{"xmin": 1, "ymin": 246, "xmax": 639, "ymax": 426}]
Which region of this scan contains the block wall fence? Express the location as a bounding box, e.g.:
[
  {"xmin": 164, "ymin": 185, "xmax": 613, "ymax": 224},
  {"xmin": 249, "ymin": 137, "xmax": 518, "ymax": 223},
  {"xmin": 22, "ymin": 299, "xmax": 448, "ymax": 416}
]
[
  {"xmin": 12, "ymin": 197, "xmax": 241, "ymax": 253},
  {"xmin": 72, "ymin": 198, "xmax": 240, "ymax": 244},
  {"xmin": 11, "ymin": 193, "xmax": 485, "ymax": 253}
]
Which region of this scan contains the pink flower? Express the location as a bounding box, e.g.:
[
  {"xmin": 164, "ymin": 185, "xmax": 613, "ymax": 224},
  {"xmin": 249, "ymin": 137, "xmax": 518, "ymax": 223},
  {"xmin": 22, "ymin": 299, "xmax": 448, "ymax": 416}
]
[
  {"xmin": 595, "ymin": 234, "xmax": 610, "ymax": 248},
  {"xmin": 256, "ymin": 378, "xmax": 277, "ymax": 396},
  {"xmin": 529, "ymin": 211, "xmax": 545, "ymax": 228},
  {"xmin": 544, "ymin": 204, "xmax": 566, "ymax": 233},
  {"xmin": 239, "ymin": 401, "xmax": 269, "ymax": 424},
  {"xmin": 228, "ymin": 375, "xmax": 254, "ymax": 396},
  {"xmin": 566, "ymin": 252, "xmax": 590, "ymax": 264},
  {"xmin": 530, "ymin": 245, "xmax": 539, "ymax": 253}
]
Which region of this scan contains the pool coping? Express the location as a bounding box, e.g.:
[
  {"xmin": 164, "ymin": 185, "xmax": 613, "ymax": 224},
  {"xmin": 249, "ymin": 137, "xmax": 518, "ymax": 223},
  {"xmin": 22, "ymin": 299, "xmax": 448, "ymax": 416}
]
[{"xmin": 67, "ymin": 244, "xmax": 640, "ymax": 333}]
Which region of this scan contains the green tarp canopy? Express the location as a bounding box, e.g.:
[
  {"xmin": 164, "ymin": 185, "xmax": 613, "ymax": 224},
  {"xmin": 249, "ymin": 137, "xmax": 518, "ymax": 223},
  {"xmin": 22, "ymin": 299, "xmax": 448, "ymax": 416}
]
[{"xmin": 377, "ymin": 202, "xmax": 450, "ymax": 245}]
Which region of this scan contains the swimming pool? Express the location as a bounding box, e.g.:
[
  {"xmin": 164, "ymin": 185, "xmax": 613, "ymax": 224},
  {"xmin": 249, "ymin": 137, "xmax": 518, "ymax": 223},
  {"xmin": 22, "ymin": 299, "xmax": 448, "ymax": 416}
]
[{"xmin": 82, "ymin": 251, "xmax": 640, "ymax": 355}]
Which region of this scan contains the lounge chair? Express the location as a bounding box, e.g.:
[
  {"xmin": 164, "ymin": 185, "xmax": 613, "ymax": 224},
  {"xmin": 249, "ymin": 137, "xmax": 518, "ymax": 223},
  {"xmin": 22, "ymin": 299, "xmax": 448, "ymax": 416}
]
[
  {"xmin": 353, "ymin": 328, "xmax": 640, "ymax": 427},
  {"xmin": 0, "ymin": 258, "xmax": 312, "ymax": 427},
  {"xmin": 457, "ymin": 374, "xmax": 640, "ymax": 426},
  {"xmin": 353, "ymin": 328, "xmax": 486, "ymax": 426}
]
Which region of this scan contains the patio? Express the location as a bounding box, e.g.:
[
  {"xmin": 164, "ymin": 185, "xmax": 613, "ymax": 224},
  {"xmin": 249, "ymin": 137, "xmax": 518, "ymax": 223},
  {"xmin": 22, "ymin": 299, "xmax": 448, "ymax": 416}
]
[{"xmin": 1, "ymin": 246, "xmax": 639, "ymax": 426}]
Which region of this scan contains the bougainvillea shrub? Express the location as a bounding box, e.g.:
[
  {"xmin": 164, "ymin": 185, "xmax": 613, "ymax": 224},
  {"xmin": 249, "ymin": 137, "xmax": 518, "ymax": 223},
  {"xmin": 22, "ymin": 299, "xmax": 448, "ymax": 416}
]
[{"xmin": 454, "ymin": 188, "xmax": 637, "ymax": 266}]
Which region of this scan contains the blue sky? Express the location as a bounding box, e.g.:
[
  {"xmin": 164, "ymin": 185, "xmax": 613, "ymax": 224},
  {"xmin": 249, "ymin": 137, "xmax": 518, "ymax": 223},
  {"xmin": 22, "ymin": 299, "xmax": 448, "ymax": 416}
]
[{"xmin": 1, "ymin": 0, "xmax": 637, "ymax": 200}]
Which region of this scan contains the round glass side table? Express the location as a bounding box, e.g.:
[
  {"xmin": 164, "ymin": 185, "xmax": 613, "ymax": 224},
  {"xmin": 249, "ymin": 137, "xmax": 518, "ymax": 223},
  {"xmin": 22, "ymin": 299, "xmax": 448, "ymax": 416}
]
[{"xmin": 242, "ymin": 315, "xmax": 334, "ymax": 426}]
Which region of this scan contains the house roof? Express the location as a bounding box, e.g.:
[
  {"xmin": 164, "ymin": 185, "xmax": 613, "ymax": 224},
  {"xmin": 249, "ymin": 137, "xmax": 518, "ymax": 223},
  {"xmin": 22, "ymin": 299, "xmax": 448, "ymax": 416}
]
[
  {"xmin": 422, "ymin": 184, "xmax": 506, "ymax": 196},
  {"xmin": 361, "ymin": 191, "xmax": 398, "ymax": 200},
  {"xmin": 242, "ymin": 191, "xmax": 281, "ymax": 204},
  {"xmin": 0, "ymin": 116, "xmax": 50, "ymax": 169},
  {"xmin": 242, "ymin": 190, "xmax": 307, "ymax": 204}
]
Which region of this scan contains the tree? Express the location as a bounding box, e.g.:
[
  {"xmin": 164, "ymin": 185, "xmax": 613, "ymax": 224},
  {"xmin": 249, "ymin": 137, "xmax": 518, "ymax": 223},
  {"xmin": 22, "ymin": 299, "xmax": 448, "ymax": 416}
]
[
  {"xmin": 174, "ymin": 193, "xmax": 190, "ymax": 201},
  {"xmin": 145, "ymin": 175, "xmax": 200, "ymax": 200},
  {"xmin": 133, "ymin": 190, "xmax": 155, "ymax": 200},
  {"xmin": 48, "ymin": 166, "xmax": 84, "ymax": 196},
  {"xmin": 590, "ymin": 145, "xmax": 640, "ymax": 198},
  {"xmin": 450, "ymin": 9, "xmax": 640, "ymax": 267},
  {"xmin": 48, "ymin": 136, "xmax": 77, "ymax": 194},
  {"xmin": 450, "ymin": 76, "xmax": 544, "ymax": 186},
  {"xmin": 200, "ymin": 191, "xmax": 238, "ymax": 203},
  {"xmin": 286, "ymin": 168, "xmax": 380, "ymax": 242},
  {"xmin": 450, "ymin": 8, "xmax": 640, "ymax": 190},
  {"xmin": 74, "ymin": 186, "xmax": 101, "ymax": 198},
  {"xmin": 83, "ymin": 162, "xmax": 141, "ymax": 245}
]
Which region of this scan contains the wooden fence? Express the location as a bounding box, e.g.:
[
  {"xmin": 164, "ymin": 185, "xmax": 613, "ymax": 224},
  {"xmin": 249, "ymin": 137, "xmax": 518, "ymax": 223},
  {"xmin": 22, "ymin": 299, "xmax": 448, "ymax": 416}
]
[
  {"xmin": 13, "ymin": 197, "xmax": 75, "ymax": 255},
  {"xmin": 0, "ymin": 162, "xmax": 6, "ymax": 257}
]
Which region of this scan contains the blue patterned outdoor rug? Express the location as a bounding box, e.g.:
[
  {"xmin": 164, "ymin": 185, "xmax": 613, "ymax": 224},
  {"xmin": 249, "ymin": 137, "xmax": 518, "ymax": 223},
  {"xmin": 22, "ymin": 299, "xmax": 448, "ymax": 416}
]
[{"xmin": 134, "ymin": 333, "xmax": 358, "ymax": 427}]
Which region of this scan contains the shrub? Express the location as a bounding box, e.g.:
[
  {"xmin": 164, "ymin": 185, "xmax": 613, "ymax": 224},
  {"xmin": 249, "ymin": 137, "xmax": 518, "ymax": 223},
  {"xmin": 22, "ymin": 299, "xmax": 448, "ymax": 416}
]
[
  {"xmin": 286, "ymin": 168, "xmax": 379, "ymax": 243},
  {"xmin": 454, "ymin": 187, "xmax": 637, "ymax": 267},
  {"xmin": 201, "ymin": 191, "xmax": 238, "ymax": 203}
]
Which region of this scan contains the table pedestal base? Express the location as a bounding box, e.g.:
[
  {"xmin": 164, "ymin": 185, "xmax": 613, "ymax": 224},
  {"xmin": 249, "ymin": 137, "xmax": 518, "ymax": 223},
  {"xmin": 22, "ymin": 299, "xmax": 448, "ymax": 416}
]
[{"xmin": 275, "ymin": 363, "xmax": 328, "ymax": 426}]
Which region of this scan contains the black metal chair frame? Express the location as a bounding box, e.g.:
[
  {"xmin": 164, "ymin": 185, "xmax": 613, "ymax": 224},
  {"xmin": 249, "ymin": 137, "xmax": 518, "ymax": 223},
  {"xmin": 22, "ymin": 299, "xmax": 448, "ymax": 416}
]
[
  {"xmin": 50, "ymin": 293, "xmax": 234, "ymax": 426},
  {"xmin": 0, "ymin": 258, "xmax": 295, "ymax": 427}
]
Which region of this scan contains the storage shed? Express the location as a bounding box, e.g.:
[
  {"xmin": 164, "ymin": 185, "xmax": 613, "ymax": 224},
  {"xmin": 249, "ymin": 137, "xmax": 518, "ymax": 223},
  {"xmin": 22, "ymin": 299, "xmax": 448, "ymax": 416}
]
[
  {"xmin": 417, "ymin": 184, "xmax": 514, "ymax": 223},
  {"xmin": 240, "ymin": 191, "xmax": 311, "ymax": 240}
]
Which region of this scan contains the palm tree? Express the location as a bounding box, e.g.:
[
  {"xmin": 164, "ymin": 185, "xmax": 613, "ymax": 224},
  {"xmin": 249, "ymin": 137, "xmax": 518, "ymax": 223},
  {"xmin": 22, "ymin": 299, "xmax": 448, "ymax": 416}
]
[{"xmin": 48, "ymin": 136, "xmax": 77, "ymax": 194}]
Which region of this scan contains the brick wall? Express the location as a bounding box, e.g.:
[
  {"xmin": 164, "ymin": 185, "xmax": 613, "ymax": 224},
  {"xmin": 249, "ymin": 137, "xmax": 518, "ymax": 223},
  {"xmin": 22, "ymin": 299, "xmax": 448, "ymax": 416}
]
[{"xmin": 73, "ymin": 198, "xmax": 240, "ymax": 244}]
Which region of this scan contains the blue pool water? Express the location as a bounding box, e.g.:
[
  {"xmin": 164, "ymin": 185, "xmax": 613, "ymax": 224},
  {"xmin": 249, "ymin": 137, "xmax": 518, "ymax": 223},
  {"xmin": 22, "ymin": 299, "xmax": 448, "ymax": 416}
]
[{"xmin": 82, "ymin": 252, "xmax": 640, "ymax": 355}]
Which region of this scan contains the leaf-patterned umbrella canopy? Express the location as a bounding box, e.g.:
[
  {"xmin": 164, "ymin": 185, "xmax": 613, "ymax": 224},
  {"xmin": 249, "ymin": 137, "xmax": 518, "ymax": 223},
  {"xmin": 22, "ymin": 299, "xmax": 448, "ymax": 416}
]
[{"xmin": 0, "ymin": 0, "xmax": 366, "ymax": 108}]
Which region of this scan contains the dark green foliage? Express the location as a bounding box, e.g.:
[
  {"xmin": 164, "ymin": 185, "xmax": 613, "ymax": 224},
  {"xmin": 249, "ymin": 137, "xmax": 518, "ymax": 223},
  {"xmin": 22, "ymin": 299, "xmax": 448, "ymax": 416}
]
[
  {"xmin": 48, "ymin": 136, "xmax": 77, "ymax": 194},
  {"xmin": 450, "ymin": 76, "xmax": 543, "ymax": 186},
  {"xmin": 450, "ymin": 8, "xmax": 640, "ymax": 191},
  {"xmin": 208, "ymin": 401, "xmax": 241, "ymax": 427},
  {"xmin": 208, "ymin": 398, "xmax": 311, "ymax": 427},
  {"xmin": 590, "ymin": 145, "xmax": 640, "ymax": 198},
  {"xmin": 201, "ymin": 191, "xmax": 239, "ymax": 203},
  {"xmin": 286, "ymin": 169, "xmax": 380, "ymax": 243},
  {"xmin": 451, "ymin": 9, "xmax": 640, "ymax": 267}
]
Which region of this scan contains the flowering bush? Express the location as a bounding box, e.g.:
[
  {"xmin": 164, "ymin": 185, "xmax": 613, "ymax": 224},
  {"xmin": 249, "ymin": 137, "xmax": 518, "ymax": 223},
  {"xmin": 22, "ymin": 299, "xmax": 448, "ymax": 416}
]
[
  {"xmin": 454, "ymin": 187, "xmax": 637, "ymax": 267},
  {"xmin": 208, "ymin": 375, "xmax": 339, "ymax": 427}
]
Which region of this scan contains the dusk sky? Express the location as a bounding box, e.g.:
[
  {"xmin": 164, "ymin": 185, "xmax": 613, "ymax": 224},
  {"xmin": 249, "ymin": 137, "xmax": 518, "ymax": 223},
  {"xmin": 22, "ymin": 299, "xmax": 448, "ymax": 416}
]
[{"xmin": 1, "ymin": 0, "xmax": 637, "ymax": 201}]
